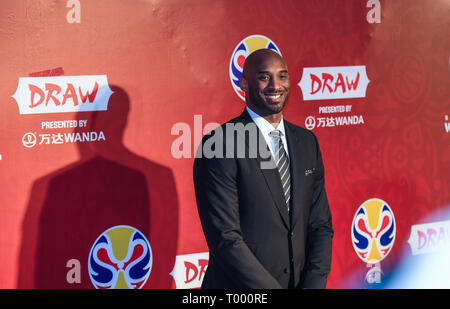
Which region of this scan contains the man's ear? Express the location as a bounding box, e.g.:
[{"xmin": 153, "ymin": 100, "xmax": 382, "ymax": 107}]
[{"xmin": 239, "ymin": 77, "xmax": 248, "ymax": 92}]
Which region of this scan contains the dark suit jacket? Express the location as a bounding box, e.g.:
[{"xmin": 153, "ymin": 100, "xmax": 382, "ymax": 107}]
[{"xmin": 193, "ymin": 108, "xmax": 333, "ymax": 289}]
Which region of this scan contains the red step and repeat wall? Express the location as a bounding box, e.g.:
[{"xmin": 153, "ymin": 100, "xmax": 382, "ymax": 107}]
[{"xmin": 0, "ymin": 0, "xmax": 449, "ymax": 289}]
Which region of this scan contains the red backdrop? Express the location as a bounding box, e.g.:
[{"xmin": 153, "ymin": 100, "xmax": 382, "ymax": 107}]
[{"xmin": 0, "ymin": 0, "xmax": 449, "ymax": 289}]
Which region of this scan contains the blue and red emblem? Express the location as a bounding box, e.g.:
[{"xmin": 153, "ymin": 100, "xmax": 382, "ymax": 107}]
[
  {"xmin": 351, "ymin": 198, "xmax": 396, "ymax": 264},
  {"xmin": 229, "ymin": 35, "xmax": 282, "ymax": 100},
  {"xmin": 88, "ymin": 225, "xmax": 152, "ymax": 289}
]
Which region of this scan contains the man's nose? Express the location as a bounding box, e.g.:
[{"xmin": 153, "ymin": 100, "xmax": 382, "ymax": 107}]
[{"xmin": 268, "ymin": 77, "xmax": 281, "ymax": 90}]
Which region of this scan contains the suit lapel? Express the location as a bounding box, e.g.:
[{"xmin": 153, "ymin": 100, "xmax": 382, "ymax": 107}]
[
  {"xmin": 256, "ymin": 148, "xmax": 291, "ymax": 230},
  {"xmin": 284, "ymin": 121, "xmax": 307, "ymax": 230},
  {"xmin": 235, "ymin": 109, "xmax": 290, "ymax": 229}
]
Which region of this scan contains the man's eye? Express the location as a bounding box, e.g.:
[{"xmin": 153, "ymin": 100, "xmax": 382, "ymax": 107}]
[{"xmin": 258, "ymin": 75, "xmax": 269, "ymax": 81}]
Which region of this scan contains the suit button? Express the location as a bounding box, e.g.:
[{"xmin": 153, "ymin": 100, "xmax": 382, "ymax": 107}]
[
  {"xmin": 290, "ymin": 231, "xmax": 294, "ymax": 237},
  {"xmin": 284, "ymin": 268, "xmax": 289, "ymax": 274}
]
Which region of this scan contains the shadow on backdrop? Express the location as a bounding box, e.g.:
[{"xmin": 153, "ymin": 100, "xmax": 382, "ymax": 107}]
[{"xmin": 18, "ymin": 85, "xmax": 179, "ymax": 288}]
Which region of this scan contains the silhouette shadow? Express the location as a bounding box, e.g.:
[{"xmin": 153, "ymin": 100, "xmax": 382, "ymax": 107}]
[{"xmin": 17, "ymin": 85, "xmax": 179, "ymax": 288}]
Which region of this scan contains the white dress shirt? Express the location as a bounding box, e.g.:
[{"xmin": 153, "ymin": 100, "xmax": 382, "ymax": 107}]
[{"xmin": 246, "ymin": 106, "xmax": 289, "ymax": 161}]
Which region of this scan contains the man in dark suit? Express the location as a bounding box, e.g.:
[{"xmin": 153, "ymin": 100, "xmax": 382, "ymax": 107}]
[{"xmin": 193, "ymin": 49, "xmax": 333, "ymax": 289}]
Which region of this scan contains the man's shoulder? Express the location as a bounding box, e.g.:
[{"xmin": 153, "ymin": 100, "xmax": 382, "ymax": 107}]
[
  {"xmin": 195, "ymin": 110, "xmax": 261, "ymax": 160},
  {"xmin": 202, "ymin": 111, "xmax": 251, "ymax": 138}
]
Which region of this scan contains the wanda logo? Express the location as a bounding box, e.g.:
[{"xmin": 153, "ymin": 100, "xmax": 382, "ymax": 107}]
[{"xmin": 12, "ymin": 75, "xmax": 113, "ymax": 114}]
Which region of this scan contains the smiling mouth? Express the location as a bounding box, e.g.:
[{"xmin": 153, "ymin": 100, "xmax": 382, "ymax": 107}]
[{"xmin": 264, "ymin": 93, "xmax": 283, "ymax": 101}]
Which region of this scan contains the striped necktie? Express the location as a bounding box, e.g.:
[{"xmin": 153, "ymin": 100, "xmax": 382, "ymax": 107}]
[{"xmin": 269, "ymin": 130, "xmax": 291, "ymax": 211}]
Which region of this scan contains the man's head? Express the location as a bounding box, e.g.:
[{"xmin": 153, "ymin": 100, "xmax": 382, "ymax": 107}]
[{"xmin": 239, "ymin": 49, "xmax": 290, "ymax": 117}]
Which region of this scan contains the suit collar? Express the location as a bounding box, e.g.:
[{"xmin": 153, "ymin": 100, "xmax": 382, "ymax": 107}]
[
  {"xmin": 244, "ymin": 110, "xmax": 308, "ymax": 231},
  {"xmin": 245, "ymin": 106, "xmax": 287, "ymax": 137},
  {"xmin": 284, "ymin": 121, "xmax": 307, "ymax": 230},
  {"xmin": 236, "ymin": 108, "xmax": 291, "ymax": 229},
  {"xmin": 237, "ymin": 108, "xmax": 308, "ymax": 230}
]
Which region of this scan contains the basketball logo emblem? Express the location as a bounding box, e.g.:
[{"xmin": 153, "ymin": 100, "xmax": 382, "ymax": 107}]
[
  {"xmin": 229, "ymin": 35, "xmax": 282, "ymax": 100},
  {"xmin": 351, "ymin": 198, "xmax": 396, "ymax": 264},
  {"xmin": 88, "ymin": 225, "xmax": 152, "ymax": 289}
]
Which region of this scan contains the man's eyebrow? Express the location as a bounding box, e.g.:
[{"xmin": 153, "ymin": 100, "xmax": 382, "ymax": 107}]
[{"xmin": 257, "ymin": 70, "xmax": 289, "ymax": 74}]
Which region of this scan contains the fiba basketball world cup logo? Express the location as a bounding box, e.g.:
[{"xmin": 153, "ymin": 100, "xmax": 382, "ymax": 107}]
[
  {"xmin": 88, "ymin": 225, "xmax": 152, "ymax": 289},
  {"xmin": 229, "ymin": 35, "xmax": 282, "ymax": 101},
  {"xmin": 351, "ymin": 198, "xmax": 396, "ymax": 284}
]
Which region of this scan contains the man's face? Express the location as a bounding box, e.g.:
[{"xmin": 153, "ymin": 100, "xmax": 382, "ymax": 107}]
[{"xmin": 240, "ymin": 52, "xmax": 290, "ymax": 116}]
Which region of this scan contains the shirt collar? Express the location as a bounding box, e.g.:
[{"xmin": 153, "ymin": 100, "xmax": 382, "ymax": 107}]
[{"xmin": 246, "ymin": 106, "xmax": 286, "ymax": 137}]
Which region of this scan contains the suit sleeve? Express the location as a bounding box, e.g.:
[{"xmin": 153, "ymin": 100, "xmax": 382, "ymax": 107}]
[
  {"xmin": 300, "ymin": 133, "xmax": 334, "ymax": 289},
  {"xmin": 193, "ymin": 144, "xmax": 282, "ymax": 289}
]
